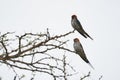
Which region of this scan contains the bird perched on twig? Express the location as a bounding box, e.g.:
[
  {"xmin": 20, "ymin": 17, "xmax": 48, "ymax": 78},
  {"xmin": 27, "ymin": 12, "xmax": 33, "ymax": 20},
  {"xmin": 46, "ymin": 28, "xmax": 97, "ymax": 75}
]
[
  {"xmin": 71, "ymin": 15, "xmax": 93, "ymax": 40},
  {"xmin": 73, "ymin": 38, "xmax": 94, "ymax": 69}
]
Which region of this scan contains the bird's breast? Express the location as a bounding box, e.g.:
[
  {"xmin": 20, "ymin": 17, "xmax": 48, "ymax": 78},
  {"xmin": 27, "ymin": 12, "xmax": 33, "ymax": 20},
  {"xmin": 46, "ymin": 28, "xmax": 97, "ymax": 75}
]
[
  {"xmin": 71, "ymin": 19, "xmax": 80, "ymax": 30},
  {"xmin": 74, "ymin": 43, "xmax": 82, "ymax": 51}
]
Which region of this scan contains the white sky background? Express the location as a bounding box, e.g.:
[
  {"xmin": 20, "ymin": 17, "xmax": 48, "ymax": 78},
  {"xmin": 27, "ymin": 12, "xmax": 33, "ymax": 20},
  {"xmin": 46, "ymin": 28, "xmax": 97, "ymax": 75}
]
[{"xmin": 0, "ymin": 0, "xmax": 120, "ymax": 80}]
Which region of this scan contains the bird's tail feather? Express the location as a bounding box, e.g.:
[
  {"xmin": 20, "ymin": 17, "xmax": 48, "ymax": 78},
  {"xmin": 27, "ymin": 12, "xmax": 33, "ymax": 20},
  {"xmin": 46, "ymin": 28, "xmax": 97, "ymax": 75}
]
[
  {"xmin": 88, "ymin": 63, "xmax": 94, "ymax": 69},
  {"xmin": 78, "ymin": 31, "xmax": 87, "ymax": 38},
  {"xmin": 85, "ymin": 32, "xmax": 93, "ymax": 40}
]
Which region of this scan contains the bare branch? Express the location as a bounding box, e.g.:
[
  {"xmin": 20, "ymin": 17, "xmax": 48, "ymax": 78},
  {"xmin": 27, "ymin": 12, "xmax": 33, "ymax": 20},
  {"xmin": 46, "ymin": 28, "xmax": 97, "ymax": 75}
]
[
  {"xmin": 99, "ymin": 75, "xmax": 103, "ymax": 80},
  {"xmin": 80, "ymin": 72, "xmax": 91, "ymax": 80},
  {"xmin": 0, "ymin": 30, "xmax": 94, "ymax": 80}
]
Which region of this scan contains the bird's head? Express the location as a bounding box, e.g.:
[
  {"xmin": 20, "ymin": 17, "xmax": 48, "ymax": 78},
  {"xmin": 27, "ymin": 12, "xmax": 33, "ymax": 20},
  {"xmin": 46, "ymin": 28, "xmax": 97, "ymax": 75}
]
[
  {"xmin": 72, "ymin": 15, "xmax": 77, "ymax": 19},
  {"xmin": 74, "ymin": 38, "xmax": 80, "ymax": 42}
]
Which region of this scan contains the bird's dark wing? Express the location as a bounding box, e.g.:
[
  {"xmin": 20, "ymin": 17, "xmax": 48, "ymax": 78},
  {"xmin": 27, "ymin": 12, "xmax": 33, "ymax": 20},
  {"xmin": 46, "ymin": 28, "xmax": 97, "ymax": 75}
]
[
  {"xmin": 74, "ymin": 19, "xmax": 87, "ymax": 38},
  {"xmin": 75, "ymin": 19, "xmax": 84, "ymax": 30},
  {"xmin": 78, "ymin": 43, "xmax": 90, "ymax": 63},
  {"xmin": 76, "ymin": 19, "xmax": 93, "ymax": 40}
]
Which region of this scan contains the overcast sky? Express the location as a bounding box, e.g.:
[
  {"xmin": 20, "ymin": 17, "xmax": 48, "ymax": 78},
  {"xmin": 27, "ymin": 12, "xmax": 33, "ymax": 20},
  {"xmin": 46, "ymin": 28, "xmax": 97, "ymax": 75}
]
[{"xmin": 0, "ymin": 0, "xmax": 120, "ymax": 80}]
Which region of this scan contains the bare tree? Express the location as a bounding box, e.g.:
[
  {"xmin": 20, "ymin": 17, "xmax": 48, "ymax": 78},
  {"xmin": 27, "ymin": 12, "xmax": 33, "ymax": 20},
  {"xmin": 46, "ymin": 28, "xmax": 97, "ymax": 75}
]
[
  {"xmin": 0, "ymin": 30, "xmax": 76, "ymax": 80},
  {"xmin": 0, "ymin": 30, "xmax": 102, "ymax": 80}
]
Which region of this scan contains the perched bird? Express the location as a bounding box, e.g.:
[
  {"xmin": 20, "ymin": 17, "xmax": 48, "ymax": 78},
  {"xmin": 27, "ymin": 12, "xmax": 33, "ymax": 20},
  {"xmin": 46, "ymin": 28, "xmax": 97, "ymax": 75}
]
[
  {"xmin": 73, "ymin": 38, "xmax": 94, "ymax": 69},
  {"xmin": 71, "ymin": 15, "xmax": 93, "ymax": 40}
]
